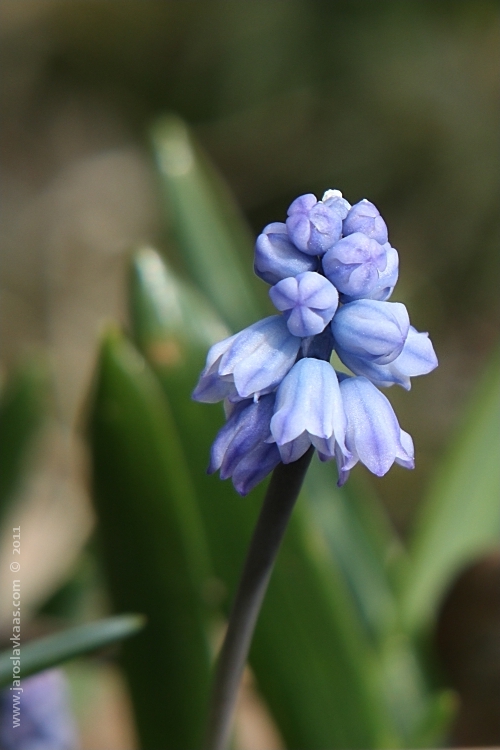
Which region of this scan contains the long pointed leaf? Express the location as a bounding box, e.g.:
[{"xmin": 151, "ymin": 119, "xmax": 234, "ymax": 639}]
[
  {"xmin": 402, "ymin": 346, "xmax": 500, "ymax": 634},
  {"xmin": 89, "ymin": 330, "xmax": 213, "ymax": 749},
  {"xmin": 151, "ymin": 114, "xmax": 269, "ymax": 331},
  {"xmin": 0, "ymin": 615, "xmax": 144, "ymax": 688},
  {"xmin": 0, "ymin": 358, "xmax": 48, "ymax": 527}
]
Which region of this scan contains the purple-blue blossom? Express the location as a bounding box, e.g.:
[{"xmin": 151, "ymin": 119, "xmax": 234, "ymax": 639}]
[
  {"xmin": 193, "ymin": 187, "xmax": 437, "ymax": 494},
  {"xmin": 0, "ymin": 669, "xmax": 79, "ymax": 750},
  {"xmin": 337, "ymin": 375, "xmax": 414, "ymax": 486},
  {"xmin": 192, "ymin": 316, "xmax": 300, "ymax": 402},
  {"xmin": 270, "ymin": 358, "xmax": 352, "ymax": 465}
]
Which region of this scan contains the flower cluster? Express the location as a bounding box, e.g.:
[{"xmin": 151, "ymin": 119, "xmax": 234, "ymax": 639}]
[{"xmin": 193, "ymin": 190, "xmax": 437, "ymax": 495}]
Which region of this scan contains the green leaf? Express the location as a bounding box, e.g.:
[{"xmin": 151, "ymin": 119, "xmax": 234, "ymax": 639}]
[
  {"xmin": 151, "ymin": 114, "xmax": 269, "ymax": 331},
  {"xmin": 0, "ymin": 358, "xmax": 48, "ymax": 527},
  {"xmin": 402, "ymin": 346, "xmax": 500, "ymax": 634},
  {"xmin": 305, "ymin": 461, "xmax": 403, "ymax": 645},
  {"xmin": 129, "ymin": 248, "xmax": 399, "ymax": 748},
  {"xmin": 88, "ymin": 330, "xmax": 213, "ymax": 750},
  {"xmin": 0, "ymin": 614, "xmax": 145, "ymax": 688}
]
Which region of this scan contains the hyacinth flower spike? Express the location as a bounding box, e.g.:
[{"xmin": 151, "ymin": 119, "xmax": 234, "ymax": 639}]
[{"xmin": 193, "ymin": 187, "xmax": 438, "ymax": 750}]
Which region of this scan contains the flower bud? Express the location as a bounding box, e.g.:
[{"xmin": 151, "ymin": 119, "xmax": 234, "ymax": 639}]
[
  {"xmin": 286, "ymin": 193, "xmax": 345, "ymax": 256},
  {"xmin": 254, "ymin": 222, "xmax": 318, "ymax": 285},
  {"xmin": 322, "ymin": 232, "xmax": 388, "ymax": 300},
  {"xmin": 342, "ymin": 199, "xmax": 388, "ymax": 244},
  {"xmin": 331, "ymin": 299, "xmax": 410, "ymax": 365},
  {"xmin": 269, "ymin": 271, "xmax": 339, "ymax": 337}
]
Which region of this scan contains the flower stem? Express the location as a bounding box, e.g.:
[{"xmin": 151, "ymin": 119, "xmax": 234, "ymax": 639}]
[{"xmin": 203, "ymin": 446, "xmax": 315, "ymax": 750}]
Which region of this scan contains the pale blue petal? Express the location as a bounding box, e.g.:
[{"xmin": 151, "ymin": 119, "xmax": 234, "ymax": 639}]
[
  {"xmin": 393, "ymin": 326, "xmax": 438, "ymax": 376},
  {"xmin": 255, "ymin": 222, "xmax": 318, "ymax": 285},
  {"xmin": 270, "ymin": 358, "xmax": 349, "ymax": 462},
  {"xmin": 219, "ymin": 315, "xmax": 300, "ymax": 399},
  {"xmin": 340, "ymin": 376, "xmax": 413, "ymax": 476},
  {"xmin": 232, "ymin": 442, "xmax": 282, "ymax": 495}
]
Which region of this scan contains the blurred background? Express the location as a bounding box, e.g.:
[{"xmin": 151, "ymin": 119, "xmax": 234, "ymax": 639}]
[{"xmin": 0, "ymin": 2, "xmax": 498, "ymax": 748}]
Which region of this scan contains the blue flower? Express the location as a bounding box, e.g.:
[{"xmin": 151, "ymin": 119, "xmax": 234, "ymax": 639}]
[
  {"xmin": 342, "ymin": 198, "xmax": 388, "ymax": 244},
  {"xmin": 0, "ymin": 669, "xmax": 79, "ymax": 750},
  {"xmin": 209, "ymin": 395, "xmax": 281, "ymax": 495},
  {"xmin": 331, "ymin": 299, "xmax": 410, "ymax": 365},
  {"xmin": 322, "ymin": 232, "xmax": 389, "ymax": 300},
  {"xmin": 193, "ymin": 186, "xmax": 437, "ymax": 493},
  {"xmin": 270, "ymin": 358, "xmax": 352, "ymax": 465},
  {"xmin": 254, "ymin": 222, "xmax": 318, "ymax": 285},
  {"xmin": 286, "ymin": 192, "xmax": 349, "ymax": 256},
  {"xmin": 337, "ymin": 375, "xmax": 414, "ymax": 485},
  {"xmin": 269, "ymin": 271, "xmax": 339, "ymax": 337},
  {"xmin": 193, "ymin": 315, "xmax": 300, "ymax": 402}
]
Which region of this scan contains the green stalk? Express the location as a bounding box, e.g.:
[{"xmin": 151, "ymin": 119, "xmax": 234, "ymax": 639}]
[{"xmin": 204, "ymin": 447, "xmax": 314, "ymax": 750}]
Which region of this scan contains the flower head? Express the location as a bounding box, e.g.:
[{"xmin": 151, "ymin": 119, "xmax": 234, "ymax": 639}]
[{"xmin": 193, "ymin": 187, "xmax": 437, "ymax": 494}]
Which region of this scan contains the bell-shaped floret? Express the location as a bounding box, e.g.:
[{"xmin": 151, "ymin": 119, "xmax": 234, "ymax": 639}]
[
  {"xmin": 331, "ymin": 299, "xmax": 410, "ymax": 365},
  {"xmin": 269, "ymin": 271, "xmax": 339, "ymax": 337},
  {"xmin": 322, "ymin": 232, "xmax": 389, "ymax": 299},
  {"xmin": 336, "ymin": 375, "xmax": 414, "ymax": 485},
  {"xmin": 342, "ymin": 199, "xmax": 388, "ymax": 244},
  {"xmin": 209, "ymin": 395, "xmax": 280, "ymax": 495},
  {"xmin": 192, "ymin": 316, "xmax": 301, "ymax": 402},
  {"xmin": 337, "ymin": 326, "xmax": 438, "ymax": 390},
  {"xmin": 286, "ymin": 193, "xmax": 347, "ymax": 256},
  {"xmin": 270, "ymin": 358, "xmax": 351, "ymax": 465},
  {"xmin": 254, "ymin": 222, "xmax": 318, "ymax": 285}
]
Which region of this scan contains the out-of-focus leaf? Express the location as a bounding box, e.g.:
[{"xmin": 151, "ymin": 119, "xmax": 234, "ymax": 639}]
[
  {"xmin": 151, "ymin": 114, "xmax": 269, "ymax": 331},
  {"xmin": 305, "ymin": 461, "xmax": 449, "ymax": 746},
  {"xmin": 402, "ymin": 346, "xmax": 500, "ymax": 634},
  {"xmin": 0, "ymin": 358, "xmax": 48, "ymax": 525},
  {"xmin": 305, "ymin": 461, "xmax": 403, "ymax": 645},
  {"xmin": 89, "ymin": 330, "xmax": 213, "ymax": 750},
  {"xmin": 129, "ymin": 248, "xmax": 399, "ymax": 748},
  {"xmin": 0, "ymin": 615, "xmax": 144, "ymax": 688}
]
